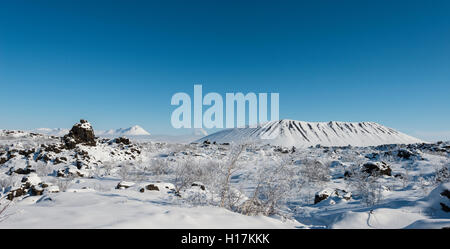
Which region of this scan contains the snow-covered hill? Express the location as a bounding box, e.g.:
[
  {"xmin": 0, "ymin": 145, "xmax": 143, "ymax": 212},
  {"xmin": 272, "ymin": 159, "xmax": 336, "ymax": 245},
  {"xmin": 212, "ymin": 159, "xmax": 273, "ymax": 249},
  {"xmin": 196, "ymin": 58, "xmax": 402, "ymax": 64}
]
[
  {"xmin": 197, "ymin": 120, "xmax": 424, "ymax": 147},
  {"xmin": 98, "ymin": 125, "xmax": 151, "ymax": 136}
]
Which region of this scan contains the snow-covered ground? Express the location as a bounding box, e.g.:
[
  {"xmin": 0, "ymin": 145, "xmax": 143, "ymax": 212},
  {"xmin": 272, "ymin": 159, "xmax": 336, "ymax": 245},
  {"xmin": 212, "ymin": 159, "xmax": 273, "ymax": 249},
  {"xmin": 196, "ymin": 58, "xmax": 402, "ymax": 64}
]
[{"xmin": 0, "ymin": 126, "xmax": 449, "ymax": 229}]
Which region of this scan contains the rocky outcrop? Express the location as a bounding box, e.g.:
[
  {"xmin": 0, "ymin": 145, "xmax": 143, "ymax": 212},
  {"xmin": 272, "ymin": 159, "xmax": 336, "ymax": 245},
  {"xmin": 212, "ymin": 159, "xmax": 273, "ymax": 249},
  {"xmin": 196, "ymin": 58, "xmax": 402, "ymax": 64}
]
[
  {"xmin": 362, "ymin": 161, "xmax": 392, "ymax": 177},
  {"xmin": 314, "ymin": 188, "xmax": 352, "ymax": 204},
  {"xmin": 116, "ymin": 181, "xmax": 135, "ymax": 189},
  {"xmin": 6, "ymin": 173, "xmax": 57, "ymax": 200},
  {"xmin": 146, "ymin": 184, "xmax": 160, "ymax": 191},
  {"xmin": 63, "ymin": 119, "xmax": 96, "ymax": 149}
]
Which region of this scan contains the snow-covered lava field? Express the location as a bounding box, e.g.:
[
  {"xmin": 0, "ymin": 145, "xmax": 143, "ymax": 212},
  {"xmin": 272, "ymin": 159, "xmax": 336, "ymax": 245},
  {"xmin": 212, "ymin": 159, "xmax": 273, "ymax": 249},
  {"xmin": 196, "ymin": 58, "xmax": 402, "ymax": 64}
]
[{"xmin": 0, "ymin": 120, "xmax": 449, "ymax": 229}]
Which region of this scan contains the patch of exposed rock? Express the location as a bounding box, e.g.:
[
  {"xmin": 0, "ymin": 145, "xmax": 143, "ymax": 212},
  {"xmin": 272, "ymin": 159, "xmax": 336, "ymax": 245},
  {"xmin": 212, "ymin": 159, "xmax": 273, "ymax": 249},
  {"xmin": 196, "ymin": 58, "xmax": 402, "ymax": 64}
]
[
  {"xmin": 362, "ymin": 161, "xmax": 392, "ymax": 177},
  {"xmin": 63, "ymin": 119, "xmax": 96, "ymax": 149},
  {"xmin": 314, "ymin": 188, "xmax": 352, "ymax": 205}
]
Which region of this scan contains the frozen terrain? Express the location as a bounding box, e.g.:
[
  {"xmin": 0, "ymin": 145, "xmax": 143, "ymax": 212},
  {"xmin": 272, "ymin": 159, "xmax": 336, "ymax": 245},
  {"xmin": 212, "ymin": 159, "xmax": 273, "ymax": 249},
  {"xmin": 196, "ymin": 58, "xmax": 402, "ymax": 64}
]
[
  {"xmin": 198, "ymin": 120, "xmax": 424, "ymax": 147},
  {"xmin": 0, "ymin": 120, "xmax": 449, "ymax": 229}
]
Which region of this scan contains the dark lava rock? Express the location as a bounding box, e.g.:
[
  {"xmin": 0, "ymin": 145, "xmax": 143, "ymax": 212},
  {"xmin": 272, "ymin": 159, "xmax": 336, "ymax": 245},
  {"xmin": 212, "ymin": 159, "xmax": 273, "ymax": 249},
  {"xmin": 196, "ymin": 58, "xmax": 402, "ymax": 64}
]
[
  {"xmin": 442, "ymin": 190, "xmax": 450, "ymax": 199},
  {"xmin": 314, "ymin": 189, "xmax": 352, "ymax": 204},
  {"xmin": 36, "ymin": 154, "xmax": 51, "ymax": 163},
  {"xmin": 191, "ymin": 182, "xmax": 206, "ymax": 191},
  {"xmin": 63, "ymin": 119, "xmax": 96, "ymax": 149},
  {"xmin": 56, "ymin": 169, "xmax": 66, "ymax": 177},
  {"xmin": 344, "ymin": 171, "xmax": 352, "ymax": 178},
  {"xmin": 44, "ymin": 144, "xmax": 63, "ymax": 154},
  {"xmin": 18, "ymin": 149, "xmax": 35, "ymax": 157},
  {"xmin": 30, "ymin": 186, "xmax": 44, "ymax": 196},
  {"xmin": 116, "ymin": 181, "xmax": 134, "ymax": 189},
  {"xmin": 146, "ymin": 184, "xmax": 159, "ymax": 191},
  {"xmin": 314, "ymin": 193, "xmax": 329, "ymax": 204},
  {"xmin": 362, "ymin": 161, "xmax": 392, "ymax": 176},
  {"xmin": 441, "ymin": 203, "xmax": 450, "ymax": 212},
  {"xmin": 12, "ymin": 167, "xmax": 35, "ymax": 175},
  {"xmin": 397, "ymin": 149, "xmax": 414, "ymax": 160},
  {"xmin": 115, "ymin": 137, "xmax": 131, "ymax": 145},
  {"xmin": 7, "ymin": 187, "xmax": 27, "ymax": 201},
  {"xmin": 53, "ymin": 157, "xmax": 65, "ymax": 165}
]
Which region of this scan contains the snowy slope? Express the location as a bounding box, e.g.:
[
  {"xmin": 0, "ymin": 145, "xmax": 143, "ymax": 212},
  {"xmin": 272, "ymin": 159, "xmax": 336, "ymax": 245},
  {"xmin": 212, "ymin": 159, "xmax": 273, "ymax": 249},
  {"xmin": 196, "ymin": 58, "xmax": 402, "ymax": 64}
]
[
  {"xmin": 98, "ymin": 125, "xmax": 151, "ymax": 136},
  {"xmin": 0, "ymin": 189, "xmax": 301, "ymax": 229},
  {"xmin": 197, "ymin": 120, "xmax": 424, "ymax": 147}
]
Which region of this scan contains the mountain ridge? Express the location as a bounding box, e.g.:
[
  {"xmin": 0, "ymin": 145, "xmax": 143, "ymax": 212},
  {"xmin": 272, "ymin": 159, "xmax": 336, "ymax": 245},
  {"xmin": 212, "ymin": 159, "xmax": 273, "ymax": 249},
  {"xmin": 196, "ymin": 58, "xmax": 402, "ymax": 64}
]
[{"xmin": 196, "ymin": 119, "xmax": 424, "ymax": 147}]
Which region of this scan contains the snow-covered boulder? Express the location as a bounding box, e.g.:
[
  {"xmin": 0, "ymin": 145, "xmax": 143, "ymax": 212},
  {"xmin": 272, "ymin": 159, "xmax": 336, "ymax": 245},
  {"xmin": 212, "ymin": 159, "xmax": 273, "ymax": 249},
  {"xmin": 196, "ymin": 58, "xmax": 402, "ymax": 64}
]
[
  {"xmin": 314, "ymin": 188, "xmax": 352, "ymax": 205},
  {"xmin": 362, "ymin": 161, "xmax": 392, "ymax": 177},
  {"xmin": 116, "ymin": 181, "xmax": 135, "ymax": 189},
  {"xmin": 425, "ymin": 183, "xmax": 450, "ymax": 215}
]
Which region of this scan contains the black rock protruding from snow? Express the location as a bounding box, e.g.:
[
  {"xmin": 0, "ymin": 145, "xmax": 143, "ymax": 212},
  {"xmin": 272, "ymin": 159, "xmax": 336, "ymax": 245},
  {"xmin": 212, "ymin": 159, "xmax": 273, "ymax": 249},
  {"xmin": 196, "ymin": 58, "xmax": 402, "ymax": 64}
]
[{"xmin": 63, "ymin": 119, "xmax": 96, "ymax": 149}]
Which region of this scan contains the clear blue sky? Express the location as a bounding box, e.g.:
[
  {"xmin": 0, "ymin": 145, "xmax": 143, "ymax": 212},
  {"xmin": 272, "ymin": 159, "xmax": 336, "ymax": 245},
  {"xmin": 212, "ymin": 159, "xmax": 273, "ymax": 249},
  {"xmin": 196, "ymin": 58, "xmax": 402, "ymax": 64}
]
[{"xmin": 0, "ymin": 0, "xmax": 449, "ymax": 140}]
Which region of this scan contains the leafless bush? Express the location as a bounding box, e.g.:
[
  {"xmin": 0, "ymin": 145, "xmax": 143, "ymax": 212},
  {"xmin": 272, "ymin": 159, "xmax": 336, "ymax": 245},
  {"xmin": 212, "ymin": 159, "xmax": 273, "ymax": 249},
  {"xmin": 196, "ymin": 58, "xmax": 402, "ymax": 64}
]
[
  {"xmin": 347, "ymin": 170, "xmax": 383, "ymax": 207},
  {"xmin": 217, "ymin": 144, "xmax": 245, "ymax": 208},
  {"xmin": 241, "ymin": 159, "xmax": 300, "ymax": 216},
  {"xmin": 171, "ymin": 144, "xmax": 246, "ymax": 210},
  {"xmin": 0, "ymin": 197, "xmax": 14, "ymax": 223},
  {"xmin": 149, "ymin": 159, "xmax": 171, "ymax": 176},
  {"xmin": 172, "ymin": 161, "xmax": 209, "ymax": 194},
  {"xmin": 105, "ymin": 162, "xmax": 117, "ymax": 176},
  {"xmin": 299, "ymin": 159, "xmax": 331, "ymax": 183},
  {"xmin": 92, "ymin": 183, "xmax": 111, "ymax": 192},
  {"xmin": 434, "ymin": 164, "xmax": 450, "ymax": 183},
  {"xmin": 132, "ymin": 165, "xmax": 149, "ymax": 183},
  {"xmin": 52, "ymin": 177, "xmax": 74, "ymax": 192},
  {"xmin": 118, "ymin": 163, "xmax": 133, "ymax": 181},
  {"xmin": 34, "ymin": 162, "xmax": 53, "ymax": 177},
  {"xmin": 0, "ymin": 176, "xmax": 20, "ymax": 191}
]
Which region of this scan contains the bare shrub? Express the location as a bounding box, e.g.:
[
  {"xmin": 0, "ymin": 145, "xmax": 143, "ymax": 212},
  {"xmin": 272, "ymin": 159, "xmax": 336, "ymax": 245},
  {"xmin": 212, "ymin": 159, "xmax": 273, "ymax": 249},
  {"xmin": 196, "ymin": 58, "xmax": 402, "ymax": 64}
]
[
  {"xmin": 0, "ymin": 197, "xmax": 14, "ymax": 223},
  {"xmin": 347, "ymin": 169, "xmax": 384, "ymax": 207},
  {"xmin": 52, "ymin": 177, "xmax": 74, "ymax": 192},
  {"xmin": 92, "ymin": 183, "xmax": 111, "ymax": 192},
  {"xmin": 172, "ymin": 161, "xmax": 208, "ymax": 194},
  {"xmin": 299, "ymin": 159, "xmax": 331, "ymax": 183},
  {"xmin": 102, "ymin": 161, "xmax": 115, "ymax": 176},
  {"xmin": 118, "ymin": 163, "xmax": 133, "ymax": 181},
  {"xmin": 149, "ymin": 159, "xmax": 171, "ymax": 176},
  {"xmin": 241, "ymin": 159, "xmax": 300, "ymax": 216},
  {"xmin": 218, "ymin": 144, "xmax": 245, "ymax": 208},
  {"xmin": 132, "ymin": 165, "xmax": 149, "ymax": 183},
  {"xmin": 34, "ymin": 162, "xmax": 53, "ymax": 177},
  {"xmin": 434, "ymin": 163, "xmax": 450, "ymax": 183},
  {"xmin": 171, "ymin": 144, "xmax": 246, "ymax": 210},
  {"xmin": 0, "ymin": 176, "xmax": 20, "ymax": 192}
]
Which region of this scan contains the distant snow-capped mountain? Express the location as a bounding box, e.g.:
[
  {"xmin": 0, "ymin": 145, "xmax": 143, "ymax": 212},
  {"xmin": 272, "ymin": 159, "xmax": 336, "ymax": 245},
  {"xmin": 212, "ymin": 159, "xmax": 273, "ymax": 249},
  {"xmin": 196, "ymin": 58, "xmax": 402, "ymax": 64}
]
[
  {"xmin": 197, "ymin": 120, "xmax": 424, "ymax": 147},
  {"xmin": 34, "ymin": 125, "xmax": 151, "ymax": 137},
  {"xmin": 34, "ymin": 128, "xmax": 70, "ymax": 136},
  {"xmin": 98, "ymin": 125, "xmax": 151, "ymax": 136}
]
